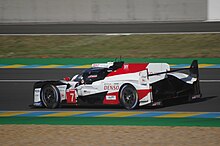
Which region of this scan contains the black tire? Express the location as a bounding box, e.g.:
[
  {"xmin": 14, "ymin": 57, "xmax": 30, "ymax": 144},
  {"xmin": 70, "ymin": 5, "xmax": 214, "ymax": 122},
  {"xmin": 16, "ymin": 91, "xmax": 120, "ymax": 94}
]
[
  {"xmin": 120, "ymin": 84, "xmax": 139, "ymax": 110},
  {"xmin": 41, "ymin": 84, "xmax": 60, "ymax": 109}
]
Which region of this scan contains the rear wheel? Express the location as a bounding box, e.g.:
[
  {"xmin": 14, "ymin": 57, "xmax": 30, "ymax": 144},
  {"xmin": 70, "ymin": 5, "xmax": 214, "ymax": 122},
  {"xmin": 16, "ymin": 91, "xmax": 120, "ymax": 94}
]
[
  {"xmin": 41, "ymin": 84, "xmax": 60, "ymax": 109},
  {"xmin": 120, "ymin": 85, "xmax": 139, "ymax": 110}
]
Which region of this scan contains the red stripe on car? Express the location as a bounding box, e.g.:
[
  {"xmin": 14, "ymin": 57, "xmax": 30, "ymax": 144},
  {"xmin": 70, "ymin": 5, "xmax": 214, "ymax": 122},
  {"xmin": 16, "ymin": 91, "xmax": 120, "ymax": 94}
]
[
  {"xmin": 107, "ymin": 63, "xmax": 149, "ymax": 77},
  {"xmin": 137, "ymin": 89, "xmax": 152, "ymax": 100}
]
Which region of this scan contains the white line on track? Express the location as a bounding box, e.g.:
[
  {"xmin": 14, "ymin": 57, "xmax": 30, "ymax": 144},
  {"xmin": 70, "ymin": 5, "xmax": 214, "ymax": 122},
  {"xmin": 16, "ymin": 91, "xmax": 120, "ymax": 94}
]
[
  {"xmin": 0, "ymin": 80, "xmax": 220, "ymax": 83},
  {"xmin": 1, "ymin": 32, "xmax": 220, "ymax": 36}
]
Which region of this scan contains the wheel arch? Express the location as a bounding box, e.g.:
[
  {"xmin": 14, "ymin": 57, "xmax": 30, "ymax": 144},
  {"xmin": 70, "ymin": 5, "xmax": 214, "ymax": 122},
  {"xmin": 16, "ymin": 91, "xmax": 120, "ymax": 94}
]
[
  {"xmin": 40, "ymin": 84, "xmax": 61, "ymax": 108},
  {"xmin": 118, "ymin": 82, "xmax": 140, "ymax": 100},
  {"xmin": 119, "ymin": 83, "xmax": 136, "ymax": 96},
  {"xmin": 34, "ymin": 81, "xmax": 67, "ymax": 108},
  {"xmin": 34, "ymin": 80, "xmax": 67, "ymax": 88},
  {"xmin": 118, "ymin": 83, "xmax": 139, "ymax": 110}
]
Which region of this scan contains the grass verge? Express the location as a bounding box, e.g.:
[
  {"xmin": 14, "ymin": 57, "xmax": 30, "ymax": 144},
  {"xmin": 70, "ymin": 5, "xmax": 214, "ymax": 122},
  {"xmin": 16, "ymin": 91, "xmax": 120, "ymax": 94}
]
[
  {"xmin": 0, "ymin": 117, "xmax": 220, "ymax": 127},
  {"xmin": 0, "ymin": 58, "xmax": 220, "ymax": 65},
  {"xmin": 0, "ymin": 34, "xmax": 220, "ymax": 58}
]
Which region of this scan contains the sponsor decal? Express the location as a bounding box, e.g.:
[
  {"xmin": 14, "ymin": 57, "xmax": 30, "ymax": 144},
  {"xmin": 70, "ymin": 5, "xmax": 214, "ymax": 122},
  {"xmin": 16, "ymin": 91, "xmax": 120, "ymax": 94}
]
[
  {"xmin": 34, "ymin": 88, "xmax": 41, "ymax": 102},
  {"xmin": 124, "ymin": 64, "xmax": 129, "ymax": 70},
  {"xmin": 103, "ymin": 92, "xmax": 119, "ymax": 104},
  {"xmin": 35, "ymin": 94, "xmax": 40, "ymax": 97},
  {"xmin": 104, "ymin": 85, "xmax": 119, "ymax": 90},
  {"xmin": 35, "ymin": 88, "xmax": 40, "ymax": 93},
  {"xmin": 88, "ymin": 75, "xmax": 97, "ymax": 78},
  {"xmin": 106, "ymin": 95, "xmax": 116, "ymax": 100},
  {"xmin": 104, "ymin": 83, "xmax": 120, "ymax": 91}
]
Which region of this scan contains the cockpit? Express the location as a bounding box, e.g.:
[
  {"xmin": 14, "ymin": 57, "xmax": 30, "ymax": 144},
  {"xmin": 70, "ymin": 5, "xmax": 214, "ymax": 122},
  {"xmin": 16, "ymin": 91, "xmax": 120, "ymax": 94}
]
[
  {"xmin": 73, "ymin": 67, "xmax": 109, "ymax": 84},
  {"xmin": 73, "ymin": 61, "xmax": 124, "ymax": 84}
]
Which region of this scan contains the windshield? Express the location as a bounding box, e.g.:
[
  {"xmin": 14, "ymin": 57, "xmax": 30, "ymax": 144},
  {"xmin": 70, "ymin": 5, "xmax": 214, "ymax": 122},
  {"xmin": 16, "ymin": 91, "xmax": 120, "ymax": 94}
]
[
  {"xmin": 73, "ymin": 73, "xmax": 83, "ymax": 82},
  {"xmin": 73, "ymin": 67, "xmax": 108, "ymax": 84}
]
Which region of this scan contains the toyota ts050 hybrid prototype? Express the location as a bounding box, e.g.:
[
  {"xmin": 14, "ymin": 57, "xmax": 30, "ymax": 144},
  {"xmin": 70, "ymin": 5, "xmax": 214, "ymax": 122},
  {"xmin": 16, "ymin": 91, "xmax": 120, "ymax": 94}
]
[{"xmin": 33, "ymin": 60, "xmax": 201, "ymax": 110}]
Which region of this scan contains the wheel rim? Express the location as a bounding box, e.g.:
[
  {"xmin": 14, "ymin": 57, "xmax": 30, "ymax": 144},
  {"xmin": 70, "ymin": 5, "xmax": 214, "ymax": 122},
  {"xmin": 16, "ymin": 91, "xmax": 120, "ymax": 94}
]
[
  {"xmin": 121, "ymin": 86, "xmax": 138, "ymax": 109},
  {"xmin": 42, "ymin": 85, "xmax": 58, "ymax": 108}
]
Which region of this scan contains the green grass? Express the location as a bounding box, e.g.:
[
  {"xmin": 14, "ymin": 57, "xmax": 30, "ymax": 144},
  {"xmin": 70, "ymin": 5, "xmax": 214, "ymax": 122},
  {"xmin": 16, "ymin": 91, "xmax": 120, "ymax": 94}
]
[
  {"xmin": 0, "ymin": 34, "xmax": 220, "ymax": 58},
  {"xmin": 1, "ymin": 117, "xmax": 220, "ymax": 127}
]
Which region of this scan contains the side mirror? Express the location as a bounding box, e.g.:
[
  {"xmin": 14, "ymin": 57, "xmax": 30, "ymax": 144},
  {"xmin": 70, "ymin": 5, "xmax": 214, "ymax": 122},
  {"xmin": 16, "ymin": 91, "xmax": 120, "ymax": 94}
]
[{"xmin": 64, "ymin": 77, "xmax": 71, "ymax": 81}]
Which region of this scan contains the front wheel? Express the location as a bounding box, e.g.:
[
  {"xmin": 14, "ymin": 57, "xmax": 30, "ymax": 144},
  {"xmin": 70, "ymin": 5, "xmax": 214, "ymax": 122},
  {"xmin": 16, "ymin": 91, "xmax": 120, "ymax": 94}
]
[
  {"xmin": 41, "ymin": 84, "xmax": 60, "ymax": 109},
  {"xmin": 120, "ymin": 85, "xmax": 139, "ymax": 110}
]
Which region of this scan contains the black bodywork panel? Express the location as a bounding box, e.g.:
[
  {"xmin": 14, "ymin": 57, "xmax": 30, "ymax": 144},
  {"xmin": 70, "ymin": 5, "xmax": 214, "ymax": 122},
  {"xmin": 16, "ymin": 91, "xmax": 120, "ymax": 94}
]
[
  {"xmin": 77, "ymin": 91, "xmax": 108, "ymax": 105},
  {"xmin": 149, "ymin": 60, "xmax": 201, "ymax": 103},
  {"xmin": 151, "ymin": 75, "xmax": 201, "ymax": 102}
]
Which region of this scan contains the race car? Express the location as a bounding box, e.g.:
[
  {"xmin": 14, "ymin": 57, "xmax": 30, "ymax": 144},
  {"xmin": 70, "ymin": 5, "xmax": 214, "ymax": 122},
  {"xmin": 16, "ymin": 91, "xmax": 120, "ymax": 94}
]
[{"xmin": 33, "ymin": 60, "xmax": 201, "ymax": 110}]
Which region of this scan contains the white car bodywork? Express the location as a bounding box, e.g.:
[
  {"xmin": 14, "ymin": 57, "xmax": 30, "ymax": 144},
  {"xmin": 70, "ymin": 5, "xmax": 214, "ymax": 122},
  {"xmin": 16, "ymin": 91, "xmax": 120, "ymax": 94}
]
[{"xmin": 33, "ymin": 61, "xmax": 200, "ymax": 109}]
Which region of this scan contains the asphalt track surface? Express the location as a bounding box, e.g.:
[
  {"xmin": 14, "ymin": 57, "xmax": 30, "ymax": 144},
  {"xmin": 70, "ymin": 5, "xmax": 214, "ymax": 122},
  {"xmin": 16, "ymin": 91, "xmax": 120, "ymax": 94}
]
[
  {"xmin": 0, "ymin": 22, "xmax": 220, "ymax": 112},
  {"xmin": 1, "ymin": 22, "xmax": 220, "ymax": 34},
  {"xmin": 0, "ymin": 68, "xmax": 219, "ymax": 112}
]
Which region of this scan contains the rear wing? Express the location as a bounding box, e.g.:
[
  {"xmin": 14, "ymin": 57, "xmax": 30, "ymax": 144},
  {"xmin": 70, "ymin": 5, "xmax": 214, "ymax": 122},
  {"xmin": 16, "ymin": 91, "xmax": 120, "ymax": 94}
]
[
  {"xmin": 189, "ymin": 60, "xmax": 199, "ymax": 78},
  {"xmin": 148, "ymin": 60, "xmax": 199, "ymax": 78}
]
